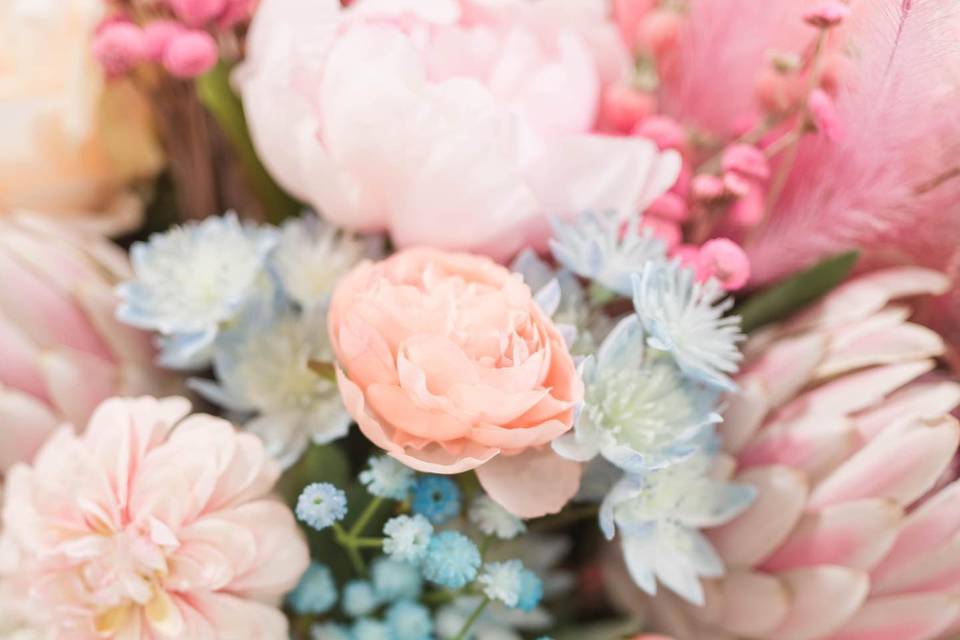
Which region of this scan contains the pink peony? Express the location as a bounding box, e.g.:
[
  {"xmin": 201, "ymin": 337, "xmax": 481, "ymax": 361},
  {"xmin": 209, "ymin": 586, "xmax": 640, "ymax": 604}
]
[
  {"xmin": 0, "ymin": 213, "xmax": 175, "ymax": 473},
  {"xmin": 238, "ymin": 0, "xmax": 680, "ymax": 261},
  {"xmin": 0, "ymin": 396, "xmax": 309, "ymax": 640},
  {"xmin": 640, "ymin": 268, "xmax": 960, "ymax": 639},
  {"xmin": 329, "ymin": 248, "xmax": 584, "ymax": 518}
]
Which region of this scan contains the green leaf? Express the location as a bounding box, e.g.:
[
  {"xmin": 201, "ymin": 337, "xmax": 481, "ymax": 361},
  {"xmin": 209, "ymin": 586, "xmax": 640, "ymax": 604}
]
[
  {"xmin": 275, "ymin": 443, "xmax": 351, "ymax": 508},
  {"xmin": 195, "ymin": 61, "xmax": 302, "ymax": 223},
  {"xmin": 734, "ymin": 250, "xmax": 860, "ymax": 333}
]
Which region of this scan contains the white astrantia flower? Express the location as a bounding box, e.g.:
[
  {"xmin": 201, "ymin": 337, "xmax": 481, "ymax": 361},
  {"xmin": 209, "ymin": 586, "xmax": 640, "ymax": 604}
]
[
  {"xmin": 469, "ymin": 495, "xmax": 527, "ymax": 540},
  {"xmin": 632, "ymin": 261, "xmax": 743, "ymax": 390},
  {"xmin": 272, "ymin": 214, "xmax": 381, "ymax": 310},
  {"xmin": 600, "ymin": 449, "xmax": 755, "ymax": 605},
  {"xmin": 549, "ymin": 211, "xmax": 667, "ymax": 298},
  {"xmin": 117, "ymin": 212, "xmax": 277, "ymax": 368},
  {"xmin": 553, "ymin": 315, "xmax": 720, "ymax": 474},
  {"xmin": 190, "ymin": 301, "xmax": 349, "ymax": 468},
  {"xmin": 359, "ymin": 455, "xmax": 416, "ymax": 500}
]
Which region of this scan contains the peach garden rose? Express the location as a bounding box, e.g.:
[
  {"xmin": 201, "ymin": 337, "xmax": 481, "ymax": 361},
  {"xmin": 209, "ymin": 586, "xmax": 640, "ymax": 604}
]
[{"xmin": 328, "ymin": 247, "xmax": 584, "ymax": 518}]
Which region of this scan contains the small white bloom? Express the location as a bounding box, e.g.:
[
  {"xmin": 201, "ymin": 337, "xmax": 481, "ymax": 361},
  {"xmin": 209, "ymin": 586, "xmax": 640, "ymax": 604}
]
[
  {"xmin": 359, "ymin": 455, "xmax": 416, "ymax": 500},
  {"xmin": 273, "ymin": 214, "xmax": 379, "ymax": 310},
  {"xmin": 383, "ymin": 514, "xmax": 434, "ymax": 564},
  {"xmin": 632, "ymin": 261, "xmax": 743, "ymax": 390},
  {"xmin": 191, "ymin": 302, "xmax": 349, "ymax": 468},
  {"xmin": 600, "ymin": 450, "xmax": 755, "ymax": 605},
  {"xmin": 550, "ymin": 211, "xmax": 667, "ymax": 298},
  {"xmin": 117, "ymin": 213, "xmax": 277, "ymax": 368},
  {"xmin": 479, "ymin": 561, "xmax": 524, "ymax": 608},
  {"xmin": 469, "ymin": 496, "xmax": 526, "ymax": 540}
]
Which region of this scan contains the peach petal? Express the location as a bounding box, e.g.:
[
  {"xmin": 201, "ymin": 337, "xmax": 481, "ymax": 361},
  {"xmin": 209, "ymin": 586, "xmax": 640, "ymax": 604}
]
[
  {"xmin": 871, "ymin": 533, "xmax": 960, "ymax": 597},
  {"xmin": 827, "ymin": 593, "xmax": 960, "ymax": 640},
  {"xmin": 366, "ymin": 383, "xmax": 473, "ymax": 441},
  {"xmin": 476, "ymin": 447, "xmax": 582, "ymax": 518},
  {"xmin": 469, "ymin": 418, "xmax": 572, "ymax": 449},
  {"xmin": 704, "ymin": 571, "xmax": 789, "ymax": 636},
  {"xmin": 770, "ymin": 566, "xmax": 870, "ymax": 640},
  {"xmin": 739, "ymin": 413, "xmax": 857, "ymax": 482},
  {"xmin": 818, "ymin": 321, "xmax": 945, "ymax": 379},
  {"xmin": 855, "ymin": 380, "xmax": 960, "ymax": 441},
  {"xmin": 721, "ymin": 378, "xmax": 769, "ymax": 455}
]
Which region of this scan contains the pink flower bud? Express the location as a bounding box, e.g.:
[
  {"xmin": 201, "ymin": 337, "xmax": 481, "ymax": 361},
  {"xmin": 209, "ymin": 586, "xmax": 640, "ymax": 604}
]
[
  {"xmin": 803, "ymin": 1, "xmax": 851, "ymax": 29},
  {"xmin": 646, "ymin": 192, "xmax": 689, "ymax": 222},
  {"xmin": 722, "ymin": 144, "xmax": 770, "ymax": 181},
  {"xmin": 639, "ymin": 9, "xmax": 683, "ymax": 57},
  {"xmin": 633, "ymin": 116, "xmax": 686, "ymax": 151},
  {"xmin": 729, "ymin": 184, "xmax": 765, "ymax": 226},
  {"xmin": 168, "ymin": 0, "xmax": 228, "ymax": 27},
  {"xmin": 722, "ymin": 171, "xmax": 751, "ymax": 198},
  {"xmin": 162, "ymin": 30, "xmax": 218, "ymax": 78},
  {"xmin": 696, "ymin": 238, "xmax": 751, "ymax": 290},
  {"xmin": 755, "ymin": 68, "xmax": 803, "ymax": 114},
  {"xmin": 92, "ymin": 21, "xmax": 147, "ymax": 78},
  {"xmin": 691, "ymin": 174, "xmax": 725, "ymax": 201},
  {"xmin": 642, "ymin": 215, "xmax": 681, "ymax": 249},
  {"xmin": 807, "ymin": 88, "xmax": 843, "ymax": 141},
  {"xmin": 671, "ymin": 243, "xmax": 700, "ymax": 267},
  {"xmin": 601, "ymin": 84, "xmax": 655, "ymax": 133},
  {"xmin": 143, "ymin": 20, "xmax": 184, "ymax": 61}
]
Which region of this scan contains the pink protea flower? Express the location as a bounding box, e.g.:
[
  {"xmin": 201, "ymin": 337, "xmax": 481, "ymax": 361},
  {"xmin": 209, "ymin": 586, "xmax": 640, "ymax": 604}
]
[
  {"xmin": 0, "ymin": 213, "xmax": 175, "ymax": 472},
  {"xmin": 641, "ymin": 268, "xmax": 960, "ymax": 639},
  {"xmin": 0, "ymin": 396, "xmax": 309, "ymax": 639}
]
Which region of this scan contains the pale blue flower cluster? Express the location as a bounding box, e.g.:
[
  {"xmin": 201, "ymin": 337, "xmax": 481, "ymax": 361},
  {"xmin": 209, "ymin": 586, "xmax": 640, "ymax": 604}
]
[
  {"xmin": 296, "ymin": 483, "xmax": 348, "ymax": 531},
  {"xmin": 383, "ymin": 515, "xmax": 434, "ymax": 564},
  {"xmin": 422, "ymin": 532, "xmax": 481, "ymax": 589},
  {"xmin": 360, "ymin": 456, "xmax": 416, "ymax": 501},
  {"xmin": 116, "ymin": 213, "xmax": 373, "ymax": 471},
  {"xmin": 541, "ymin": 210, "xmax": 752, "ymax": 605},
  {"xmin": 411, "ymin": 476, "xmax": 461, "ymax": 525},
  {"xmin": 478, "ymin": 560, "xmax": 543, "ymax": 611},
  {"xmin": 288, "ymin": 562, "xmax": 338, "ymax": 615}
]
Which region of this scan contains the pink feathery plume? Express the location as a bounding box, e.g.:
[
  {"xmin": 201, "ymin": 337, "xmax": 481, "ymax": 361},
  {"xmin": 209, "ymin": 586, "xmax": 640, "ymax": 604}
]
[{"xmin": 743, "ymin": 0, "xmax": 960, "ymax": 284}]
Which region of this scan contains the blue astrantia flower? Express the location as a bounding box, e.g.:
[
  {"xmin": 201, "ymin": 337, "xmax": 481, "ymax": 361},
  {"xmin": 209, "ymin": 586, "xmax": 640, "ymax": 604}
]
[
  {"xmin": 350, "ymin": 618, "xmax": 391, "ymax": 640},
  {"xmin": 552, "ymin": 315, "xmax": 720, "ymax": 474},
  {"xmin": 371, "ymin": 557, "xmax": 423, "ymax": 602},
  {"xmin": 549, "ymin": 211, "xmax": 667, "ymax": 298},
  {"xmin": 296, "ymin": 483, "xmax": 347, "ymax": 531},
  {"xmin": 383, "ymin": 515, "xmax": 433, "ymax": 564},
  {"xmin": 117, "ymin": 213, "xmax": 277, "ymax": 368},
  {"xmin": 632, "ymin": 261, "xmax": 744, "ymax": 390},
  {"xmin": 385, "ymin": 600, "xmax": 433, "ymax": 640},
  {"xmin": 191, "ymin": 302, "xmax": 350, "ymax": 469},
  {"xmin": 342, "ymin": 580, "xmax": 379, "ymax": 617},
  {"xmin": 287, "ymin": 562, "xmax": 338, "ymax": 615},
  {"xmin": 411, "ymin": 476, "xmax": 461, "ymax": 525},
  {"xmin": 422, "ymin": 531, "xmax": 481, "ymax": 589},
  {"xmin": 271, "ymin": 214, "xmax": 380, "ymax": 310},
  {"xmin": 600, "ymin": 448, "xmax": 755, "ymax": 605},
  {"xmin": 360, "ymin": 455, "xmax": 416, "ymax": 500}
]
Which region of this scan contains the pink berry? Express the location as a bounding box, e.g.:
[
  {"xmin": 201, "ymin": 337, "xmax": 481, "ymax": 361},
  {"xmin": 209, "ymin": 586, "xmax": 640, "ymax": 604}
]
[
  {"xmin": 601, "ymin": 84, "xmax": 655, "ymax": 133},
  {"xmin": 722, "ymin": 144, "xmax": 770, "ymax": 181},
  {"xmin": 92, "ymin": 21, "xmax": 147, "ymax": 78},
  {"xmin": 633, "ymin": 116, "xmax": 686, "ymax": 151},
  {"xmin": 697, "ymin": 238, "xmax": 751, "ymax": 290},
  {"xmin": 162, "ymin": 30, "xmax": 218, "ymax": 78},
  {"xmin": 729, "ymin": 184, "xmax": 765, "ymax": 226},
  {"xmin": 143, "ymin": 20, "xmax": 184, "ymax": 61},
  {"xmin": 803, "ymin": 1, "xmax": 851, "ymax": 29},
  {"xmin": 168, "ymin": 0, "xmax": 228, "ymax": 27},
  {"xmin": 691, "ymin": 174, "xmax": 725, "ymax": 201}
]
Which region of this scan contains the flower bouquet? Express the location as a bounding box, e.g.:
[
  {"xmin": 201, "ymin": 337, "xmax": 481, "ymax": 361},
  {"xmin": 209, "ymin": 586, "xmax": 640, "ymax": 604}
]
[{"xmin": 1, "ymin": 0, "xmax": 959, "ymax": 639}]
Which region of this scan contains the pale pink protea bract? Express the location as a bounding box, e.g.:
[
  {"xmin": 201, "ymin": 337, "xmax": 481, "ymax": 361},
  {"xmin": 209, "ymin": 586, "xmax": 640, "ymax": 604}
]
[
  {"xmin": 0, "ymin": 212, "xmax": 175, "ymax": 472},
  {"xmin": 0, "ymin": 396, "xmax": 309, "ymax": 640},
  {"xmin": 645, "ymin": 268, "xmax": 960, "ymax": 640}
]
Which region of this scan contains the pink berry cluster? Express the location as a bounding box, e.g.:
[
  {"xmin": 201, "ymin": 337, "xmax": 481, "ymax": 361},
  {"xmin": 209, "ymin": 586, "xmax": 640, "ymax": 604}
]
[
  {"xmin": 600, "ymin": 0, "xmax": 851, "ymax": 291},
  {"xmin": 92, "ymin": 0, "xmax": 253, "ymax": 79}
]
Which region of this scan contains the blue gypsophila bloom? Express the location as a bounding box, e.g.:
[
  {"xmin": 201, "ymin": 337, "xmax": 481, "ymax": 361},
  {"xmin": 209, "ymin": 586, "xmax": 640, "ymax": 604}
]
[
  {"xmin": 310, "ymin": 622, "xmax": 351, "ymax": 640},
  {"xmin": 632, "ymin": 261, "xmax": 743, "ymax": 391},
  {"xmin": 478, "ymin": 560, "xmax": 524, "ymax": 607},
  {"xmin": 296, "ymin": 483, "xmax": 347, "ymax": 531},
  {"xmin": 385, "ymin": 600, "xmax": 433, "ymax": 640},
  {"xmin": 549, "ymin": 211, "xmax": 667, "ymax": 298},
  {"xmin": 287, "ymin": 562, "xmax": 337, "ymax": 615},
  {"xmin": 383, "ymin": 515, "xmax": 434, "ymax": 564},
  {"xmin": 517, "ymin": 569, "xmax": 544, "ymax": 612},
  {"xmin": 342, "ymin": 580, "xmax": 379, "ymax": 618},
  {"xmin": 350, "ymin": 618, "xmax": 391, "ymax": 640},
  {"xmin": 372, "ymin": 557, "xmax": 423, "ymax": 602},
  {"xmin": 116, "ymin": 212, "xmax": 277, "ymax": 369},
  {"xmin": 411, "ymin": 475, "xmax": 461, "ymax": 525},
  {"xmin": 422, "ymin": 531, "xmax": 481, "ymax": 589},
  {"xmin": 360, "ymin": 455, "xmax": 416, "ymax": 500}
]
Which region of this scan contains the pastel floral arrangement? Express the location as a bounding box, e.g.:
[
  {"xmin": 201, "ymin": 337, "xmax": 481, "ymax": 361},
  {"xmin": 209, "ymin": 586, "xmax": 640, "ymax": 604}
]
[{"xmin": 1, "ymin": 0, "xmax": 959, "ymax": 639}]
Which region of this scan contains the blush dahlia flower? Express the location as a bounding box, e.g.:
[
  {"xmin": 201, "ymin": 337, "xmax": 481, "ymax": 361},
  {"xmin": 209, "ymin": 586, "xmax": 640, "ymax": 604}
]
[
  {"xmin": 0, "ymin": 213, "xmax": 174, "ymax": 472},
  {"xmin": 0, "ymin": 396, "xmax": 309, "ymax": 640},
  {"xmin": 641, "ymin": 268, "xmax": 960, "ymax": 640}
]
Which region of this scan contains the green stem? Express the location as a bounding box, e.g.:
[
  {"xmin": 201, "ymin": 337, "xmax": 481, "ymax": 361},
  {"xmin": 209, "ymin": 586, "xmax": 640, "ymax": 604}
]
[
  {"xmin": 349, "ymin": 496, "xmax": 385, "ymax": 538},
  {"xmin": 452, "ymin": 596, "xmax": 490, "ymax": 640},
  {"xmin": 195, "ymin": 61, "xmax": 302, "ymax": 223},
  {"xmin": 353, "ymin": 537, "xmax": 385, "ymax": 548}
]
